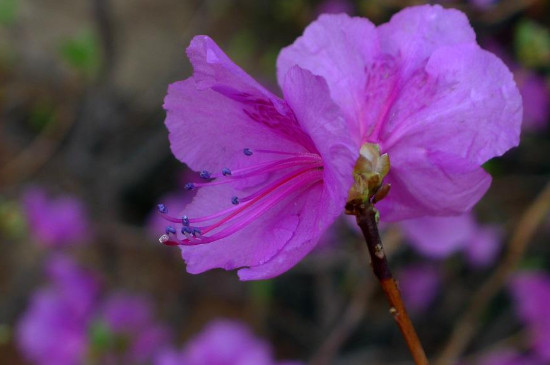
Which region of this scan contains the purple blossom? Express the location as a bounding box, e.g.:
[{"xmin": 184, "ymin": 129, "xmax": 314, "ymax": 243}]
[
  {"xmin": 154, "ymin": 319, "xmax": 301, "ymax": 365},
  {"xmin": 399, "ymin": 213, "xmax": 501, "ymax": 265},
  {"xmin": 160, "ymin": 5, "xmax": 520, "ymax": 279},
  {"xmin": 98, "ymin": 292, "xmax": 170, "ymax": 363},
  {"xmin": 478, "ymin": 350, "xmax": 545, "ymax": 365},
  {"xmin": 315, "ymin": 0, "xmax": 353, "ymax": 16},
  {"xmin": 509, "ymin": 272, "xmax": 550, "ymax": 362},
  {"xmin": 278, "ymin": 5, "xmax": 521, "ymax": 221},
  {"xmin": 16, "ymin": 255, "xmax": 99, "ymax": 365},
  {"xmin": 161, "ymin": 35, "xmax": 357, "ymax": 280},
  {"xmin": 22, "ymin": 187, "xmax": 90, "ymax": 247},
  {"xmin": 398, "ymin": 263, "xmax": 440, "ymax": 313},
  {"xmin": 515, "ymin": 70, "xmax": 550, "ymax": 132}
]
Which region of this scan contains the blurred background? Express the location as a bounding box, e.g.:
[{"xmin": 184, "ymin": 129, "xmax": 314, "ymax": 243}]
[{"xmin": 1, "ymin": 0, "xmax": 549, "ymax": 364}]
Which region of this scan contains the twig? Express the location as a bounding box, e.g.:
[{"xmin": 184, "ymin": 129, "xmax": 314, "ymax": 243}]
[
  {"xmin": 309, "ymin": 227, "xmax": 404, "ymax": 365},
  {"xmin": 0, "ymin": 103, "xmax": 75, "ymax": 188},
  {"xmin": 354, "ymin": 202, "xmax": 430, "ymax": 365},
  {"xmin": 434, "ymin": 179, "xmax": 550, "ymax": 365}
]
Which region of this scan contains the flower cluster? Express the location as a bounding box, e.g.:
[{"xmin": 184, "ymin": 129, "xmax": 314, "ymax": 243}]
[
  {"xmin": 16, "ymin": 255, "xmax": 169, "ymax": 365},
  {"xmin": 155, "ymin": 319, "xmax": 301, "ymax": 365},
  {"xmin": 399, "ymin": 213, "xmax": 502, "ymax": 266},
  {"xmin": 22, "ymin": 187, "xmax": 90, "ymax": 248}
]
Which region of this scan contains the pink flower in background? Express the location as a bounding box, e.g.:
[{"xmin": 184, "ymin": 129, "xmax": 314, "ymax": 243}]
[
  {"xmin": 479, "ymin": 350, "xmax": 544, "ymax": 365},
  {"xmin": 155, "ymin": 319, "xmax": 301, "ymax": 365},
  {"xmin": 515, "ymin": 71, "xmax": 550, "ymax": 132},
  {"xmin": 315, "ymin": 0, "xmax": 353, "ymax": 16},
  {"xmin": 16, "ymin": 255, "xmax": 99, "ymax": 365},
  {"xmin": 161, "ymin": 35, "xmax": 357, "ymax": 280},
  {"xmin": 398, "ymin": 263, "xmax": 440, "ymax": 313},
  {"xmin": 399, "ymin": 213, "xmax": 501, "ymax": 265},
  {"xmin": 278, "ymin": 5, "xmax": 522, "ymax": 221},
  {"xmin": 17, "ymin": 257, "xmax": 170, "ymax": 365},
  {"xmin": 22, "ymin": 187, "xmax": 90, "ymax": 247},
  {"xmin": 509, "ymin": 272, "xmax": 550, "ymax": 362},
  {"xmin": 98, "ymin": 292, "xmax": 170, "ymax": 364}
]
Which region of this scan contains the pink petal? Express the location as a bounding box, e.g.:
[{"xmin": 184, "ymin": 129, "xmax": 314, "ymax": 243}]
[
  {"xmin": 377, "ymin": 5, "xmax": 475, "ymax": 77},
  {"xmin": 400, "ymin": 214, "xmax": 476, "ymax": 258},
  {"xmin": 277, "ymin": 14, "xmax": 377, "ymax": 140},
  {"xmin": 377, "ymin": 148, "xmax": 491, "ymax": 221},
  {"xmin": 238, "ymin": 68, "xmax": 358, "ymax": 280},
  {"xmin": 381, "ymin": 43, "xmax": 522, "ymax": 166}
]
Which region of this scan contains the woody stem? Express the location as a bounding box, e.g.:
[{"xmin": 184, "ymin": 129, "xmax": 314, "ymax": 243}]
[{"xmin": 355, "ymin": 202, "xmax": 430, "ymax": 365}]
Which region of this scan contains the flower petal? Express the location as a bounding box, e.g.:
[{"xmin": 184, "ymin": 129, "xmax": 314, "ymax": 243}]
[
  {"xmin": 400, "ymin": 214, "xmax": 476, "ymax": 258},
  {"xmin": 377, "ymin": 5, "xmax": 475, "ymax": 76},
  {"xmin": 277, "ymin": 14, "xmax": 377, "ymax": 140},
  {"xmin": 239, "ymin": 68, "xmax": 358, "ymax": 280},
  {"xmin": 380, "ymin": 43, "xmax": 522, "ymax": 165},
  {"xmin": 165, "ymin": 37, "xmax": 318, "ymax": 173},
  {"xmin": 377, "ymin": 147, "xmax": 492, "ymax": 221}
]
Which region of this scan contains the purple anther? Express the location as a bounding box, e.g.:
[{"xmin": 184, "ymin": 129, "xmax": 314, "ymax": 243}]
[
  {"xmin": 199, "ymin": 170, "xmax": 211, "ymax": 179},
  {"xmin": 243, "ymin": 148, "xmax": 253, "ymax": 156},
  {"xmin": 157, "ymin": 204, "xmax": 167, "ymax": 214},
  {"xmin": 165, "ymin": 226, "xmax": 177, "ymax": 235},
  {"xmin": 222, "ymin": 167, "xmax": 232, "ymax": 176},
  {"xmin": 184, "ymin": 183, "xmax": 196, "ymax": 191},
  {"xmin": 231, "ymin": 196, "xmax": 240, "ymax": 205},
  {"xmin": 181, "ymin": 226, "xmax": 192, "ymax": 235},
  {"xmin": 182, "ymin": 215, "xmax": 190, "ymax": 226}
]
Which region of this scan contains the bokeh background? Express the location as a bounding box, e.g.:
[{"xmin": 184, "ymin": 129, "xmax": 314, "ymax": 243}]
[{"xmin": 1, "ymin": 0, "xmax": 549, "ymax": 364}]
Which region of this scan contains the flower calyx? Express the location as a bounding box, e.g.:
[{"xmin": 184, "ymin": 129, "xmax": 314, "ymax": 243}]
[{"xmin": 345, "ymin": 143, "xmax": 391, "ymax": 216}]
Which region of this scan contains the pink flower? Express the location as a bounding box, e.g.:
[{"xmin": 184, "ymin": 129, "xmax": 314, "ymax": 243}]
[
  {"xmin": 399, "ymin": 213, "xmax": 501, "ymax": 266},
  {"xmin": 160, "ymin": 5, "xmax": 520, "ymax": 280},
  {"xmin": 16, "ymin": 255, "xmax": 100, "ymax": 365},
  {"xmin": 509, "ymin": 272, "xmax": 550, "ymax": 362},
  {"xmin": 479, "ymin": 350, "xmax": 545, "ymax": 365},
  {"xmin": 278, "ymin": 5, "xmax": 522, "ymax": 221},
  {"xmin": 98, "ymin": 292, "xmax": 170, "ymax": 364},
  {"xmin": 22, "ymin": 187, "xmax": 90, "ymax": 247},
  {"xmin": 161, "ymin": 37, "xmax": 358, "ymax": 280},
  {"xmin": 515, "ymin": 70, "xmax": 550, "ymax": 132},
  {"xmin": 398, "ymin": 263, "xmax": 440, "ymax": 313},
  {"xmin": 154, "ymin": 319, "xmax": 301, "ymax": 365}
]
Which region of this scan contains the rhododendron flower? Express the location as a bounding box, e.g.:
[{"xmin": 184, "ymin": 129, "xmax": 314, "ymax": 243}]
[
  {"xmin": 278, "ymin": 5, "xmax": 521, "ymax": 221},
  {"xmin": 515, "ymin": 71, "xmax": 550, "ymax": 132},
  {"xmin": 160, "ymin": 5, "xmax": 520, "ymax": 279},
  {"xmin": 398, "ymin": 263, "xmax": 440, "ymax": 313},
  {"xmin": 16, "ymin": 255, "xmax": 99, "ymax": 365},
  {"xmin": 400, "ymin": 213, "xmax": 501, "ymax": 265},
  {"xmin": 509, "ymin": 272, "xmax": 550, "ymax": 362},
  {"xmin": 161, "ymin": 37, "xmax": 357, "ymax": 280},
  {"xmin": 22, "ymin": 187, "xmax": 90, "ymax": 247},
  {"xmin": 97, "ymin": 292, "xmax": 170, "ymax": 364},
  {"xmin": 478, "ymin": 350, "xmax": 544, "ymax": 365},
  {"xmin": 154, "ymin": 319, "xmax": 302, "ymax": 365}
]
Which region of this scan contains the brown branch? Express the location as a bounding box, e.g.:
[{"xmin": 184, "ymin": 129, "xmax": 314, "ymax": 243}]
[
  {"xmin": 0, "ymin": 104, "xmax": 75, "ymax": 188},
  {"xmin": 354, "ymin": 202, "xmax": 430, "ymax": 365},
  {"xmin": 434, "ymin": 179, "xmax": 550, "ymax": 365}
]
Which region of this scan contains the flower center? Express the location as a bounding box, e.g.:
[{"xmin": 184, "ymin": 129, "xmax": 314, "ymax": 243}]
[{"xmin": 157, "ymin": 148, "xmax": 324, "ymax": 246}]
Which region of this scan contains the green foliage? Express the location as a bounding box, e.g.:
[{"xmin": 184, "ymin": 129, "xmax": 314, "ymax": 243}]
[
  {"xmin": 227, "ymin": 30, "xmax": 256, "ymax": 68},
  {"xmin": 0, "ymin": 0, "xmax": 17, "ymax": 25},
  {"xmin": 0, "ymin": 198, "xmax": 26, "ymax": 240},
  {"xmin": 59, "ymin": 30, "xmax": 101, "ymax": 77},
  {"xmin": 515, "ymin": 19, "xmax": 550, "ymax": 69},
  {"xmin": 250, "ymin": 280, "xmax": 273, "ymax": 304},
  {"xmin": 28, "ymin": 101, "xmax": 56, "ymax": 131}
]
